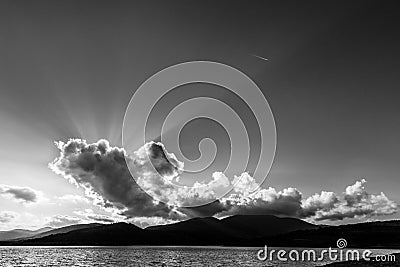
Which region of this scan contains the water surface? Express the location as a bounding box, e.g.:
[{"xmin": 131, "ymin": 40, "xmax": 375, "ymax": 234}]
[{"xmin": 0, "ymin": 246, "xmax": 398, "ymax": 266}]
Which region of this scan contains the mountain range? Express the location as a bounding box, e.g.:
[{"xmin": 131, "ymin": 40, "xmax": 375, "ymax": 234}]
[{"xmin": 1, "ymin": 215, "xmax": 399, "ymax": 248}]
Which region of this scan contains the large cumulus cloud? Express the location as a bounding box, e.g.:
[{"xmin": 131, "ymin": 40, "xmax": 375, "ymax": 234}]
[
  {"xmin": 50, "ymin": 139, "xmax": 397, "ymax": 224},
  {"xmin": 49, "ymin": 139, "xmax": 185, "ymax": 220}
]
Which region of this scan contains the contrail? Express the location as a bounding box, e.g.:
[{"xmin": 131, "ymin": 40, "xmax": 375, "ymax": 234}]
[{"xmin": 251, "ymin": 54, "xmax": 269, "ymax": 61}]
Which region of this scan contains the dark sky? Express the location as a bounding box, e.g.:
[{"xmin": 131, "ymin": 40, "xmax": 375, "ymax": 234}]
[{"xmin": 0, "ymin": 0, "xmax": 399, "ymax": 227}]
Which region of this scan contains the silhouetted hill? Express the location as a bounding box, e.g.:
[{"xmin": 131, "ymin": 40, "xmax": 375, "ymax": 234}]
[
  {"xmin": 148, "ymin": 215, "xmax": 317, "ymax": 240},
  {"xmin": 0, "ymin": 227, "xmax": 53, "ymax": 241},
  {"xmin": 220, "ymin": 214, "xmax": 317, "ymax": 237}
]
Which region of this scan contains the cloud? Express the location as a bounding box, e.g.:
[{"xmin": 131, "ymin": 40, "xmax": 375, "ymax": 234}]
[
  {"xmin": 46, "ymin": 215, "xmax": 83, "ymax": 228},
  {"xmin": 231, "ymin": 172, "xmax": 260, "ymax": 196},
  {"xmin": 85, "ymin": 214, "xmax": 115, "ymax": 223},
  {"xmin": 210, "ymin": 179, "xmax": 397, "ymax": 222},
  {"xmin": 344, "ymin": 179, "xmax": 369, "ymax": 206},
  {"xmin": 50, "ymin": 139, "xmax": 397, "ymax": 224},
  {"xmin": 215, "ymin": 186, "xmax": 304, "ymax": 218},
  {"xmin": 301, "ymin": 191, "xmax": 339, "ymax": 218},
  {"xmin": 131, "ymin": 142, "xmax": 229, "ymax": 206},
  {"xmin": 0, "ymin": 184, "xmax": 41, "ymax": 203},
  {"xmin": 49, "ymin": 139, "xmax": 186, "ymax": 220},
  {"xmin": 0, "ymin": 211, "xmax": 18, "ymax": 223},
  {"xmin": 73, "ymin": 209, "xmax": 119, "ymax": 224},
  {"xmin": 57, "ymin": 194, "xmax": 90, "ymax": 204},
  {"xmin": 307, "ymin": 179, "xmax": 398, "ymax": 221},
  {"xmin": 128, "ymin": 216, "xmax": 177, "ymax": 228}
]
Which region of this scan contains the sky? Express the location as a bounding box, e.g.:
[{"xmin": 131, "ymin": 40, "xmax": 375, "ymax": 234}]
[{"xmin": 0, "ymin": 0, "xmax": 399, "ymax": 230}]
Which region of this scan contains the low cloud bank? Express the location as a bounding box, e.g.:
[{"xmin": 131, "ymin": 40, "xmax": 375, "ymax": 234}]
[{"xmin": 49, "ymin": 139, "xmax": 397, "ymax": 224}]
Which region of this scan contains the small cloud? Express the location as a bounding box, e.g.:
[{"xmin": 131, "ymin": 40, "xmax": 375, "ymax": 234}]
[
  {"xmin": 0, "ymin": 211, "xmax": 18, "ymax": 223},
  {"xmin": 0, "ymin": 184, "xmax": 42, "ymax": 203},
  {"xmin": 73, "ymin": 209, "xmax": 120, "ymax": 224},
  {"xmin": 86, "ymin": 215, "xmax": 115, "ymax": 223},
  {"xmin": 127, "ymin": 216, "xmax": 177, "ymax": 228},
  {"xmin": 57, "ymin": 194, "xmax": 89, "ymax": 204},
  {"xmin": 46, "ymin": 215, "xmax": 84, "ymax": 228}
]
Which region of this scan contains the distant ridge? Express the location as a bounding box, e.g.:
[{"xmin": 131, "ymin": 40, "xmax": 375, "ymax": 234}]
[
  {"xmin": 0, "ymin": 223, "xmax": 103, "ymax": 242},
  {"xmin": 23, "ymin": 223, "xmax": 103, "ymax": 240},
  {"xmin": 0, "ymin": 227, "xmax": 53, "ymax": 241}
]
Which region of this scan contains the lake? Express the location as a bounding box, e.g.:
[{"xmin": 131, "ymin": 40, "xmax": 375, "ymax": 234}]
[{"xmin": 0, "ymin": 246, "xmax": 398, "ymax": 266}]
